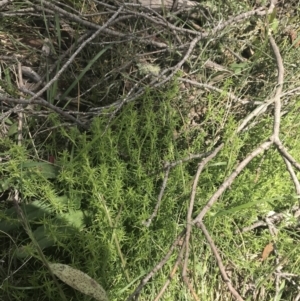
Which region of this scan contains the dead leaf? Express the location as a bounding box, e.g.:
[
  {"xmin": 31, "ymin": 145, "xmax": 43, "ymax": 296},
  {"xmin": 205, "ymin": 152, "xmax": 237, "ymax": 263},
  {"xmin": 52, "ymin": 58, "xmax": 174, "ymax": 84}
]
[
  {"xmin": 261, "ymin": 243, "xmax": 274, "ymax": 261},
  {"xmin": 288, "ymin": 29, "xmax": 300, "ymax": 47},
  {"xmin": 49, "ymin": 263, "xmax": 109, "ymax": 301}
]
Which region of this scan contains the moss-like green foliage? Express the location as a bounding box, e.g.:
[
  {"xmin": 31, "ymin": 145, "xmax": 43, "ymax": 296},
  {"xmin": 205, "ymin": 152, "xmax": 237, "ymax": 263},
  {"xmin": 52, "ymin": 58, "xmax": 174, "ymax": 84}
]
[{"xmin": 2, "ymin": 82, "xmax": 300, "ymax": 300}]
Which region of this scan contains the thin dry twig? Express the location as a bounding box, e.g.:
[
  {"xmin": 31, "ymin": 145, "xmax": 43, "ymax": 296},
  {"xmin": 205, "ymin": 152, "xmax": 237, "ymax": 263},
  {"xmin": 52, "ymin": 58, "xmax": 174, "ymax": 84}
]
[
  {"xmin": 178, "ymin": 78, "xmax": 260, "ymax": 105},
  {"xmin": 233, "ymin": 22, "xmax": 300, "ymax": 300},
  {"xmin": 198, "ymin": 221, "xmax": 244, "ymax": 301},
  {"xmin": 267, "ymin": 15, "xmax": 300, "ymax": 173},
  {"xmin": 85, "ymin": 4, "xmax": 272, "ymax": 117},
  {"xmin": 182, "ymin": 143, "xmax": 224, "ymax": 289},
  {"xmin": 0, "ymin": 93, "xmax": 88, "ymax": 129},
  {"xmin": 25, "ymin": 5, "xmax": 125, "ymax": 104},
  {"xmin": 283, "ymin": 158, "xmax": 300, "ymax": 196},
  {"xmin": 0, "ymin": 0, "xmax": 11, "ymax": 8},
  {"xmin": 164, "ymin": 151, "xmax": 215, "ymax": 169},
  {"xmin": 193, "ymin": 140, "xmax": 273, "ymax": 224},
  {"xmin": 268, "ymin": 33, "xmax": 284, "ymax": 141},
  {"xmin": 143, "ymin": 165, "xmax": 171, "ymax": 227},
  {"xmin": 276, "ymin": 141, "xmax": 300, "ymax": 171},
  {"xmin": 153, "ymin": 240, "xmax": 186, "ymax": 301},
  {"xmin": 16, "ymin": 62, "xmax": 24, "ymax": 146},
  {"xmin": 126, "ymin": 230, "xmax": 186, "ymax": 301},
  {"xmin": 36, "ymin": 30, "xmax": 94, "ymax": 91},
  {"xmin": 238, "ymin": 204, "xmax": 300, "ymax": 233},
  {"xmin": 31, "ymin": 0, "xmax": 168, "ymax": 48}
]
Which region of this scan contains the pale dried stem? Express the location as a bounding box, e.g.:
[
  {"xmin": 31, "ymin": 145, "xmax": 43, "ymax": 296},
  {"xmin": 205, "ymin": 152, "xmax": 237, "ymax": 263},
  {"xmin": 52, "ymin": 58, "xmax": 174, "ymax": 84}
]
[
  {"xmin": 193, "ymin": 140, "xmax": 273, "ymax": 224},
  {"xmin": 198, "ymin": 221, "xmax": 244, "ymax": 301},
  {"xmin": 143, "ymin": 166, "xmax": 170, "ymax": 227},
  {"xmin": 276, "ymin": 142, "xmax": 300, "ymax": 171},
  {"xmin": 126, "ymin": 230, "xmax": 186, "ymax": 301},
  {"xmin": 268, "ymin": 33, "xmax": 284, "ymax": 140},
  {"xmin": 153, "ymin": 241, "xmax": 186, "ymax": 301},
  {"xmin": 25, "ymin": 5, "xmax": 124, "ymax": 103},
  {"xmin": 283, "ymin": 158, "xmax": 300, "ymax": 196},
  {"xmin": 182, "ymin": 144, "xmax": 224, "ymax": 281},
  {"xmin": 178, "ymin": 78, "xmax": 261, "ymax": 105},
  {"xmin": 165, "ymin": 151, "xmax": 215, "ymax": 169},
  {"xmin": 1, "ymin": 92, "xmax": 88, "ymax": 129}
]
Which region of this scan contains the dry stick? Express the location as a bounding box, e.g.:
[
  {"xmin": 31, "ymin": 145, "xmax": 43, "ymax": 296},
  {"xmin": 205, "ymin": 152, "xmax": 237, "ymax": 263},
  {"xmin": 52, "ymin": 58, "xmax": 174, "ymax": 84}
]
[
  {"xmin": 0, "ymin": 106, "xmax": 24, "ymax": 122},
  {"xmin": 20, "ymin": 3, "xmax": 60, "ymax": 17},
  {"xmin": 0, "ymin": 0, "xmax": 11, "ymax": 7},
  {"xmin": 165, "ymin": 151, "xmax": 215, "ymax": 169},
  {"xmin": 267, "ymin": 21, "xmax": 300, "ymax": 173},
  {"xmin": 238, "ymin": 220, "xmax": 266, "ymax": 233},
  {"xmin": 1, "ymin": 11, "xmax": 45, "ymax": 17},
  {"xmin": 71, "ymin": 6, "xmax": 271, "ymax": 118},
  {"xmin": 25, "ymin": 4, "xmax": 124, "ymax": 104},
  {"xmin": 16, "ymin": 62, "xmax": 24, "ymax": 146},
  {"xmin": 237, "ymin": 96, "xmax": 276, "ymax": 133},
  {"xmin": 153, "ymin": 240, "xmax": 186, "ymax": 301},
  {"xmin": 281, "ymin": 86, "xmax": 300, "ymax": 98},
  {"xmin": 112, "ymin": 5, "xmax": 271, "ymax": 110},
  {"xmin": 38, "ymin": 30, "xmax": 93, "ymax": 91},
  {"xmin": 212, "ymin": 7, "xmax": 271, "ymax": 34},
  {"xmin": 238, "ymin": 205, "xmax": 300, "ymax": 233},
  {"xmin": 268, "ymin": 31, "xmax": 298, "ymax": 300},
  {"xmin": 275, "ymin": 143, "xmax": 300, "ymax": 171},
  {"xmin": 120, "ymin": 5, "xmax": 202, "ymax": 36},
  {"xmin": 283, "ymin": 158, "xmax": 300, "ymax": 195},
  {"xmin": 178, "ymin": 78, "xmax": 260, "ymax": 105},
  {"xmin": 182, "ymin": 144, "xmax": 224, "ymax": 295},
  {"xmin": 1, "ymin": 6, "xmax": 123, "ymax": 129},
  {"xmin": 155, "ymin": 6, "xmax": 267, "ymax": 41},
  {"xmin": 269, "ymin": 29, "xmax": 300, "ymax": 177},
  {"xmin": 268, "ymin": 33, "xmax": 284, "ymax": 141},
  {"xmin": 18, "ymin": 4, "xmax": 80, "ymax": 18},
  {"xmin": 239, "ymin": 24, "xmax": 299, "ymax": 299},
  {"xmin": 126, "ymin": 229, "xmax": 186, "ymax": 301},
  {"xmin": 144, "ymin": 150, "xmax": 217, "ymax": 227},
  {"xmin": 295, "ymin": 291, "xmax": 300, "ymax": 301},
  {"xmin": 32, "ymin": 0, "xmax": 168, "ymax": 48},
  {"xmin": 143, "ymin": 166, "xmax": 170, "ymax": 227},
  {"xmin": 198, "ymin": 221, "xmax": 244, "ymax": 301},
  {"xmin": 193, "ymin": 140, "xmax": 273, "ymax": 224},
  {"xmin": 193, "ymin": 144, "xmax": 271, "ymax": 298},
  {"xmin": 239, "ymin": 23, "xmax": 297, "ymax": 236},
  {"xmin": 237, "ymin": 31, "xmax": 283, "ymax": 134},
  {"xmin": 131, "ymin": 8, "xmax": 275, "ymax": 298},
  {"xmin": 164, "ymin": 3, "xmax": 263, "ymax": 80},
  {"xmin": 184, "ymin": 278, "xmax": 200, "ymax": 301},
  {"xmin": 1, "ymin": 93, "xmax": 88, "ymax": 130}
]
